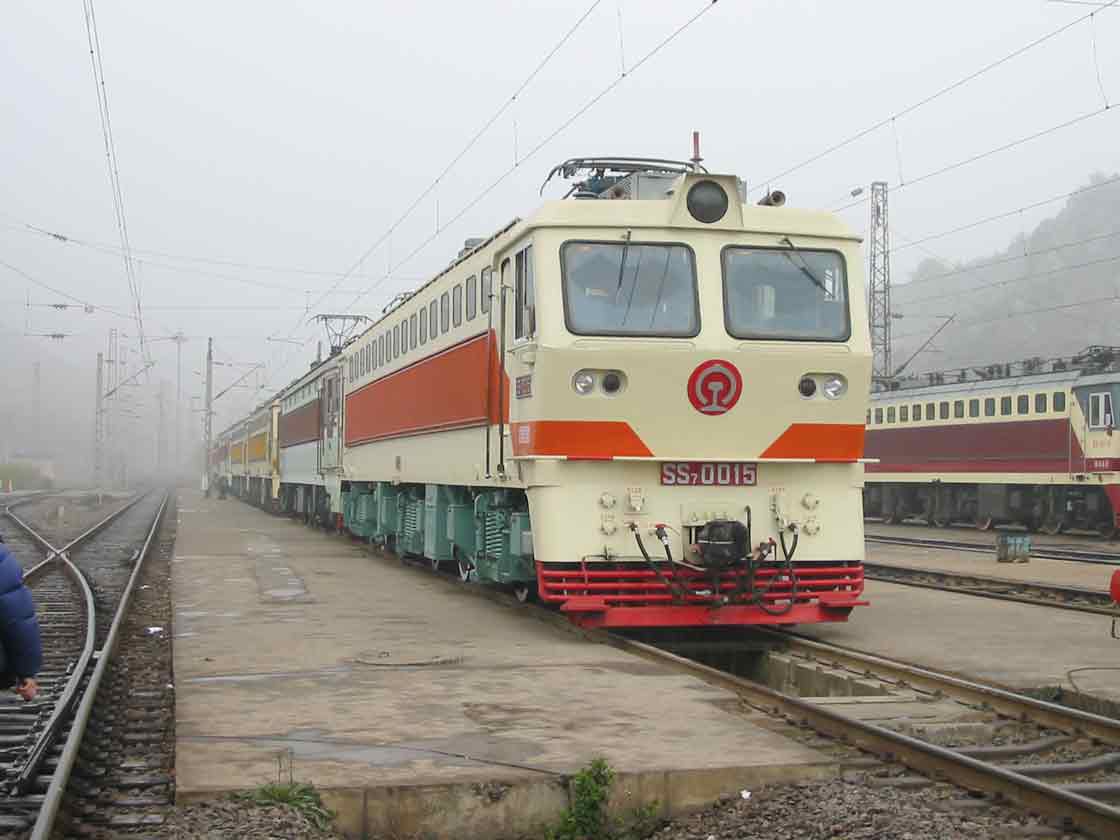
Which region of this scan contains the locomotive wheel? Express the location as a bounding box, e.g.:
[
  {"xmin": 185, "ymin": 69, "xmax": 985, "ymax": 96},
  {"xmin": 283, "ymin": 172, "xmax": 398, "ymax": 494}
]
[
  {"xmin": 882, "ymin": 511, "xmax": 897, "ymax": 525},
  {"xmin": 975, "ymin": 516, "xmax": 994, "ymax": 531},
  {"xmin": 455, "ymin": 547, "xmax": 475, "ymax": 582},
  {"xmin": 1098, "ymin": 523, "xmax": 1118, "ymax": 540},
  {"xmin": 429, "ymin": 553, "xmax": 442, "ymax": 571}
]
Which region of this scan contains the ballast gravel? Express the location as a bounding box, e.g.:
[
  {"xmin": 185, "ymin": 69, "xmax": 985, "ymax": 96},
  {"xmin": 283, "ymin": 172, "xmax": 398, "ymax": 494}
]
[
  {"xmin": 649, "ymin": 773, "xmax": 1079, "ymax": 840},
  {"xmin": 156, "ymin": 798, "xmax": 343, "ymax": 839}
]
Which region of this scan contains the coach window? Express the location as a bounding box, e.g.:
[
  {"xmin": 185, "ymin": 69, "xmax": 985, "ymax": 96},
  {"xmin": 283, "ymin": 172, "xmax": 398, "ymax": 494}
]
[
  {"xmin": 394, "ymin": 324, "xmax": 401, "ymax": 358},
  {"xmin": 969, "ymin": 399, "xmax": 979, "ymax": 417},
  {"xmin": 441, "ymin": 291, "xmax": 450, "ymax": 333},
  {"xmin": 1054, "ymin": 391, "xmax": 1066, "ymax": 412},
  {"xmin": 429, "ymin": 300, "xmax": 439, "ymax": 340},
  {"xmin": 466, "ymin": 275, "xmax": 478, "ymax": 320},
  {"xmin": 912, "ymin": 404, "xmax": 922, "ymax": 421},
  {"xmin": 378, "ymin": 334, "xmax": 384, "ymax": 367},
  {"xmin": 419, "ymin": 308, "xmax": 427, "ymax": 344},
  {"xmin": 953, "ymin": 400, "xmax": 964, "ymax": 419},
  {"xmin": 453, "ymin": 283, "xmax": 463, "ymax": 328},
  {"xmin": 939, "ymin": 401, "xmax": 949, "ymax": 420},
  {"xmin": 985, "ymin": 397, "xmax": 995, "ymax": 416},
  {"xmin": 874, "ymin": 408, "xmax": 883, "ymax": 424},
  {"xmin": 1000, "ymin": 396, "xmax": 1012, "ymax": 415},
  {"xmin": 887, "ymin": 406, "xmax": 896, "ymax": 423},
  {"xmin": 481, "ymin": 268, "xmax": 492, "ymax": 314},
  {"xmin": 900, "ymin": 405, "xmax": 909, "ymax": 422},
  {"xmin": 925, "ymin": 402, "xmax": 935, "ymax": 420},
  {"xmin": 1035, "ymin": 393, "xmax": 1047, "ymax": 413},
  {"xmin": 410, "ymin": 313, "xmax": 418, "ymax": 349},
  {"xmin": 1017, "ymin": 395, "xmax": 1029, "ymax": 415},
  {"xmin": 515, "ymin": 246, "xmax": 536, "ymax": 340}
]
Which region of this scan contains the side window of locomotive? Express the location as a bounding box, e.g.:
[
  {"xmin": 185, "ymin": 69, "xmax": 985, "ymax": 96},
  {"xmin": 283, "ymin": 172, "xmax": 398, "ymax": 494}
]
[
  {"xmin": 722, "ymin": 246, "xmax": 848, "ymax": 341},
  {"xmin": 515, "ymin": 246, "xmax": 535, "ymax": 340},
  {"xmin": 453, "ymin": 283, "xmax": 463, "ymax": 328},
  {"xmin": 1089, "ymin": 392, "xmax": 1114, "ymax": 428},
  {"xmin": 939, "ymin": 401, "xmax": 949, "ymax": 420},
  {"xmin": 874, "ymin": 408, "xmax": 883, "ymax": 424},
  {"xmin": 1035, "ymin": 393, "xmax": 1047, "ymax": 413},
  {"xmin": 410, "ymin": 314, "xmax": 418, "ymax": 349},
  {"xmin": 968, "ymin": 399, "xmax": 979, "ymax": 418},
  {"xmin": 925, "ymin": 402, "xmax": 935, "ymax": 420},
  {"xmin": 899, "ymin": 405, "xmax": 909, "ymax": 422},
  {"xmin": 1000, "ymin": 396, "xmax": 1012, "ymax": 415},
  {"xmin": 563, "ymin": 241, "xmax": 698, "ymax": 336},
  {"xmin": 430, "ymin": 300, "xmax": 439, "ymax": 340},
  {"xmin": 393, "ymin": 324, "xmax": 400, "ymax": 358},
  {"xmin": 1053, "ymin": 391, "xmax": 1066, "ymax": 412},
  {"xmin": 912, "ymin": 404, "xmax": 921, "ymax": 421},
  {"xmin": 441, "ymin": 292, "xmax": 450, "ymax": 333},
  {"xmin": 481, "ymin": 268, "xmax": 492, "ymax": 314},
  {"xmin": 985, "ymin": 397, "xmax": 996, "ymax": 416},
  {"xmin": 886, "ymin": 406, "xmax": 895, "ymax": 423},
  {"xmin": 378, "ymin": 334, "xmax": 384, "ymax": 367},
  {"xmin": 420, "ymin": 307, "xmax": 428, "ymax": 345},
  {"xmin": 953, "ymin": 400, "xmax": 964, "ymax": 419},
  {"xmin": 1017, "ymin": 395, "xmax": 1029, "ymax": 415},
  {"xmin": 466, "ymin": 275, "xmax": 478, "ymax": 321},
  {"xmin": 865, "ymin": 410, "xmax": 871, "ymax": 425}
]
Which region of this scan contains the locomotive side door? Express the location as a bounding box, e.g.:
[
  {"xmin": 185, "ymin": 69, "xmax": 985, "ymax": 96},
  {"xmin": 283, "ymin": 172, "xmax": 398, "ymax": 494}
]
[
  {"xmin": 496, "ymin": 244, "xmax": 536, "ymax": 477},
  {"xmin": 318, "ymin": 369, "xmax": 342, "ymax": 473}
]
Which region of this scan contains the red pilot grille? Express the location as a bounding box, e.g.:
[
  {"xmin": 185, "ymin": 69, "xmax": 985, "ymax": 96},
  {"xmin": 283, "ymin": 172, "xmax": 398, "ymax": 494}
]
[{"xmin": 537, "ymin": 561, "xmax": 865, "ymax": 607}]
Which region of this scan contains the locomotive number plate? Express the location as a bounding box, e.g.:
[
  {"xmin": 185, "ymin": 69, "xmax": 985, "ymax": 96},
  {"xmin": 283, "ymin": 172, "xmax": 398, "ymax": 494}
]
[{"xmin": 659, "ymin": 462, "xmax": 757, "ymax": 486}]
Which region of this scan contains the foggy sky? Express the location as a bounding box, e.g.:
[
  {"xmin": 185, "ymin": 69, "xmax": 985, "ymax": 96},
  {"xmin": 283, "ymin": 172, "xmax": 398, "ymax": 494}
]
[{"xmin": 2, "ymin": 1, "xmax": 1119, "ymax": 471}]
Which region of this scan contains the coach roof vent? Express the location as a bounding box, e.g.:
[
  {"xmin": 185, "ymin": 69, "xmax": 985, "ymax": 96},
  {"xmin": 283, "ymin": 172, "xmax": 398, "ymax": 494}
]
[{"xmin": 458, "ymin": 237, "xmax": 486, "ymax": 258}]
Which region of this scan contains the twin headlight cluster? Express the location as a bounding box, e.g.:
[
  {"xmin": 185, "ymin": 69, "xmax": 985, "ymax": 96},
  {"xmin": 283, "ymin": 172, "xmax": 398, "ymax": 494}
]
[
  {"xmin": 570, "ymin": 370, "xmax": 847, "ymax": 400},
  {"xmin": 799, "ymin": 374, "xmax": 848, "ymax": 400},
  {"xmin": 572, "ymin": 369, "xmax": 627, "ymax": 396}
]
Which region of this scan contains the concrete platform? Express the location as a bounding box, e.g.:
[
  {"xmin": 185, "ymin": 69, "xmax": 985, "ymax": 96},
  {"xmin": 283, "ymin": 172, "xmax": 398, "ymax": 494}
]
[
  {"xmin": 866, "ymin": 534, "xmax": 1119, "ymax": 591},
  {"xmin": 803, "ymin": 577, "xmax": 1120, "ymax": 704},
  {"xmin": 172, "ymin": 491, "xmax": 835, "ymax": 838}
]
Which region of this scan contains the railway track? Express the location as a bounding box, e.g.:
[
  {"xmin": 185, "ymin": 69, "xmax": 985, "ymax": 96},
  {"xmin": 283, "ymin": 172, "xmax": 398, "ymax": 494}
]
[
  {"xmin": 0, "ymin": 491, "xmax": 168, "ymax": 838},
  {"xmin": 864, "ymin": 561, "xmax": 1118, "ymax": 615},
  {"xmin": 616, "ymin": 627, "xmax": 1120, "ymax": 839},
  {"xmin": 867, "ymin": 532, "xmax": 1120, "ymax": 565}
]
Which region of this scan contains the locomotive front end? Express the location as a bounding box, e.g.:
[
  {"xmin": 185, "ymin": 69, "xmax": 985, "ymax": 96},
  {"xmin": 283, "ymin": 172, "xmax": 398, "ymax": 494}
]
[{"xmin": 512, "ymin": 162, "xmax": 871, "ymax": 627}]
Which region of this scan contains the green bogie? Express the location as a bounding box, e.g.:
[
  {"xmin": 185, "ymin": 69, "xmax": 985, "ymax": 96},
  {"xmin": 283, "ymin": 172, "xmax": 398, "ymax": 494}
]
[{"xmin": 340, "ymin": 480, "xmax": 534, "ymax": 590}]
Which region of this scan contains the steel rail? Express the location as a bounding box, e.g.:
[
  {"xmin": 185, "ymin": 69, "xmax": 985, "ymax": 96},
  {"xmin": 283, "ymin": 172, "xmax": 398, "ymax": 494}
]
[
  {"xmin": 28, "ymin": 490, "xmax": 168, "ymax": 840},
  {"xmin": 609, "ymin": 634, "xmax": 1120, "ymax": 839},
  {"xmin": 764, "ymin": 630, "xmax": 1120, "ymax": 745},
  {"xmin": 867, "ymin": 533, "xmax": 1120, "ymax": 566},
  {"xmin": 863, "ymin": 561, "xmax": 1117, "ymax": 615}
]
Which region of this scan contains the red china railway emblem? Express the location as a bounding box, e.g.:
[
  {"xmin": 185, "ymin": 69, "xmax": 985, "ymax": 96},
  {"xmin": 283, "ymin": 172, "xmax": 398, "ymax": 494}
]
[{"xmin": 687, "ymin": 360, "xmax": 742, "ymax": 415}]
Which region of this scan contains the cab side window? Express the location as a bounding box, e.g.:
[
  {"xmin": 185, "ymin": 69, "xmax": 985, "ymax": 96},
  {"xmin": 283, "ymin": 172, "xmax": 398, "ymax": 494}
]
[
  {"xmin": 514, "ymin": 245, "xmax": 536, "ymax": 340},
  {"xmin": 1090, "ymin": 392, "xmax": 1115, "ymax": 429}
]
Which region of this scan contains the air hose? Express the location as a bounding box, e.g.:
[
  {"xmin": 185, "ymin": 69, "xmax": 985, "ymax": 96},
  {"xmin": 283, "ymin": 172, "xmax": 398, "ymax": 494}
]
[{"xmin": 630, "ymin": 523, "xmax": 687, "ymax": 601}]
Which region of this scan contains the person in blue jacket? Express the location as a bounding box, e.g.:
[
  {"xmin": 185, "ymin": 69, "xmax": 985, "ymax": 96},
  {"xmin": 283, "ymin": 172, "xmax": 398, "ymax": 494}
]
[{"xmin": 0, "ymin": 534, "xmax": 42, "ymax": 701}]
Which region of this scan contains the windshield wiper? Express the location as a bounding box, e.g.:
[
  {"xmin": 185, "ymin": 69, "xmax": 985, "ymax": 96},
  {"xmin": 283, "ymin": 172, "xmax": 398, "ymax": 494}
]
[
  {"xmin": 616, "ymin": 230, "xmax": 632, "ymax": 291},
  {"xmin": 779, "ymin": 235, "xmax": 828, "ymax": 294}
]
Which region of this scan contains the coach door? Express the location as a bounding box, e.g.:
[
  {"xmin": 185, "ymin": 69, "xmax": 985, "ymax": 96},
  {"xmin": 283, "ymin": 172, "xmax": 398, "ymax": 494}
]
[{"xmin": 318, "ymin": 370, "xmax": 342, "ymax": 473}]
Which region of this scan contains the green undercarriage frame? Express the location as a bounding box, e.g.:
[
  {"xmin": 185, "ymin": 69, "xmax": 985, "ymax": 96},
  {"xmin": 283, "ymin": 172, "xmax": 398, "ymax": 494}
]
[{"xmin": 342, "ymin": 482, "xmax": 534, "ymax": 586}]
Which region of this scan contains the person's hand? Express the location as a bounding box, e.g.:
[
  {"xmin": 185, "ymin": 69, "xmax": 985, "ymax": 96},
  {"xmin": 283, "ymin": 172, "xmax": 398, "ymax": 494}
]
[{"xmin": 15, "ymin": 678, "xmax": 37, "ymax": 701}]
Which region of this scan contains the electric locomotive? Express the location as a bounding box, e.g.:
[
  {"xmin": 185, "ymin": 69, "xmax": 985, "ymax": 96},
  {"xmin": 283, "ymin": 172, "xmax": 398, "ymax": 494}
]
[{"xmin": 333, "ymin": 157, "xmax": 871, "ymax": 628}]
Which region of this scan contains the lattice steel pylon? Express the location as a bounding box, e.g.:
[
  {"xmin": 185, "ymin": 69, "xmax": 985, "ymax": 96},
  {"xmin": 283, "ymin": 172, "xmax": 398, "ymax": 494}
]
[{"xmin": 867, "ymin": 181, "xmax": 891, "ymax": 388}]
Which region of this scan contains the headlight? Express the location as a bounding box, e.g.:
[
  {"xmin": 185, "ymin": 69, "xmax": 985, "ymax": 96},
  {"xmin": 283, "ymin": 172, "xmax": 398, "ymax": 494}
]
[
  {"xmin": 601, "ymin": 371, "xmax": 624, "ymax": 394},
  {"xmin": 798, "ymin": 376, "xmax": 817, "ymax": 398},
  {"xmin": 686, "ymin": 180, "xmax": 729, "ymax": 224},
  {"xmin": 822, "ymin": 375, "xmax": 847, "ymax": 399},
  {"xmin": 573, "ymin": 371, "xmax": 595, "ymax": 395}
]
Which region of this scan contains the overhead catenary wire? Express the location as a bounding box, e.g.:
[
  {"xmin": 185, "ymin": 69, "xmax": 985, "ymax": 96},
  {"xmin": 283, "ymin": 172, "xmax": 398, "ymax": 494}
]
[
  {"xmin": 893, "ymin": 294, "xmax": 1120, "ymax": 342},
  {"xmin": 890, "ymin": 175, "xmax": 1120, "ymax": 252},
  {"xmin": 0, "ymin": 258, "xmax": 134, "ymax": 321},
  {"xmin": 342, "ymin": 0, "xmax": 722, "ymax": 316},
  {"xmin": 831, "ymin": 105, "xmax": 1118, "ymax": 214},
  {"xmin": 81, "ymin": 0, "xmax": 148, "ymax": 361},
  {"xmin": 751, "ymin": 0, "xmax": 1119, "ymax": 193}
]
